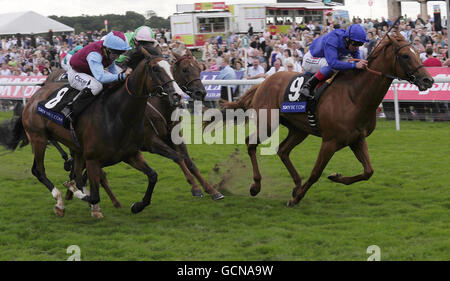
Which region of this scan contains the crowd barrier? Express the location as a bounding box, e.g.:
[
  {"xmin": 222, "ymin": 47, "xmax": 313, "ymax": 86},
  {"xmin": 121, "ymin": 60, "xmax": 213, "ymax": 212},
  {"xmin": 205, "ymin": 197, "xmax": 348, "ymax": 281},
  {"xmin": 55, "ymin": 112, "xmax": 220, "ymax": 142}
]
[{"xmin": 0, "ymin": 67, "xmax": 449, "ymax": 131}]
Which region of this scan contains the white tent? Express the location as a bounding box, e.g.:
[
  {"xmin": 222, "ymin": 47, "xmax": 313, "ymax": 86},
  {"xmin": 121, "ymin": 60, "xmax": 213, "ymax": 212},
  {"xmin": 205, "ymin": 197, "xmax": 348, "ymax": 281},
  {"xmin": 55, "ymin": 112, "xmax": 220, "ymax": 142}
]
[{"xmin": 0, "ymin": 11, "xmax": 74, "ymax": 35}]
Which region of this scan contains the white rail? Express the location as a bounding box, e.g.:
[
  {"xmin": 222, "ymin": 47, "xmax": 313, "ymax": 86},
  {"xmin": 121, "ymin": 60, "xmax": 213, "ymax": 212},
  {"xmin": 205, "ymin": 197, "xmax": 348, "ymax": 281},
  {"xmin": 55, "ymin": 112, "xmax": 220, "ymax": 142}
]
[{"xmin": 1, "ymin": 77, "xmax": 449, "ymax": 131}]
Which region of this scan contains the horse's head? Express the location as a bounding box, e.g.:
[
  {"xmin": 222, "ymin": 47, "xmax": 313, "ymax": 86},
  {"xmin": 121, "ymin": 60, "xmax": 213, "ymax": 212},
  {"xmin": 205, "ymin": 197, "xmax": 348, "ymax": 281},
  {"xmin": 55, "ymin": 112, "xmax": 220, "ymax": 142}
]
[
  {"xmin": 172, "ymin": 50, "xmax": 207, "ymax": 101},
  {"xmin": 382, "ymin": 32, "xmax": 434, "ymax": 91},
  {"xmin": 142, "ymin": 49, "xmax": 184, "ymax": 108}
]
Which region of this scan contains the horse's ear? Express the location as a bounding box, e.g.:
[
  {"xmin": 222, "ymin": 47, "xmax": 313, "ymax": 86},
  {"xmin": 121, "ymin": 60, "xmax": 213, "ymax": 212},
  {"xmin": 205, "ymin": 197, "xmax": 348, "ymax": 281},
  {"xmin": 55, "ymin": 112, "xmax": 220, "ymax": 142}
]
[
  {"xmin": 185, "ymin": 49, "xmax": 193, "ymax": 56},
  {"xmin": 141, "ymin": 46, "xmax": 152, "ymax": 58}
]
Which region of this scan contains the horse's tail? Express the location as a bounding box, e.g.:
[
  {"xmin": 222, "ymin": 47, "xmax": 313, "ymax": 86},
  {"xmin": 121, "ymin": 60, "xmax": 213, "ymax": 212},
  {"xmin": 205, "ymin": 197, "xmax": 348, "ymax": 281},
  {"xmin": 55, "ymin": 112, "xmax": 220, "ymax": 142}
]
[
  {"xmin": 219, "ymin": 84, "xmax": 259, "ymax": 110},
  {"xmin": 0, "ymin": 115, "xmax": 28, "ymax": 151},
  {"xmin": 203, "ymin": 84, "xmax": 259, "ymax": 130}
]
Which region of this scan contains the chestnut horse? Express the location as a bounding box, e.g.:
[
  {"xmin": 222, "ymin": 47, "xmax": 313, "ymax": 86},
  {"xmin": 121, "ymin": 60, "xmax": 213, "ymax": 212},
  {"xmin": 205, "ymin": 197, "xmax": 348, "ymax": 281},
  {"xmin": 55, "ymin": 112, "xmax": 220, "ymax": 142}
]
[
  {"xmin": 0, "ymin": 48, "xmax": 183, "ymax": 217},
  {"xmin": 220, "ymin": 32, "xmax": 434, "ymax": 206}
]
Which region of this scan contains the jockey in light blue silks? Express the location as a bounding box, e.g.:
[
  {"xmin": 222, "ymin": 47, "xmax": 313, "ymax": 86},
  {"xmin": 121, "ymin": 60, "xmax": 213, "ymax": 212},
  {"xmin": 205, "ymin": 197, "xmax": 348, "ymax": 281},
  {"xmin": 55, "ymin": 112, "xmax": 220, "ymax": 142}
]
[
  {"xmin": 300, "ymin": 24, "xmax": 369, "ymax": 99},
  {"xmin": 64, "ymin": 31, "xmax": 132, "ymax": 124}
]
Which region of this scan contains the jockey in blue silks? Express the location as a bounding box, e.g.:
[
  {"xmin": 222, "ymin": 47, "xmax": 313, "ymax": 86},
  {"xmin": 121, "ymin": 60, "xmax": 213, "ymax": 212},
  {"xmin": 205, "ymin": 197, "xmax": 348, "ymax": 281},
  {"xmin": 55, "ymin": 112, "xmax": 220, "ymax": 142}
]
[{"xmin": 300, "ymin": 24, "xmax": 369, "ymax": 99}]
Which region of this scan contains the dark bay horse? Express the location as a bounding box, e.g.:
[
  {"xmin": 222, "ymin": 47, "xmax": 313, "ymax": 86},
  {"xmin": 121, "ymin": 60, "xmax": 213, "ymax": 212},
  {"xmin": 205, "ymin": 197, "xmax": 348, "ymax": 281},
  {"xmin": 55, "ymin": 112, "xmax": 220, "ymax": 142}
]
[
  {"xmin": 62, "ymin": 47, "xmax": 224, "ymax": 208},
  {"xmin": 219, "ymin": 32, "xmax": 434, "ymax": 206},
  {"xmin": 139, "ymin": 49, "xmax": 224, "ymax": 200},
  {"xmin": 0, "ymin": 48, "xmax": 183, "ymax": 217}
]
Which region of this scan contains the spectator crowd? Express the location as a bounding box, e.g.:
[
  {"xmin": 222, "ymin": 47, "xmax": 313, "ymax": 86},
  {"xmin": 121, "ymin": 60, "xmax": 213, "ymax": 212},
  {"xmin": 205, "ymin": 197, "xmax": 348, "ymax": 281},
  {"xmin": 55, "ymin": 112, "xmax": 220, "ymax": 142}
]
[
  {"xmin": 0, "ymin": 28, "xmax": 171, "ymax": 78},
  {"xmin": 200, "ymin": 15, "xmax": 449, "ymax": 81},
  {"xmin": 0, "ymin": 15, "xmax": 448, "ymax": 83}
]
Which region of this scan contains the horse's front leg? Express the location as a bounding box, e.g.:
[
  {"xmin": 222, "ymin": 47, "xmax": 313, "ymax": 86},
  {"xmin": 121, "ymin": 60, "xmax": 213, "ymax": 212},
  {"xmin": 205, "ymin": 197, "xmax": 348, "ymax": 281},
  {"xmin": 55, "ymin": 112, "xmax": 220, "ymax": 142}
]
[
  {"xmin": 175, "ymin": 143, "xmax": 224, "ymax": 200},
  {"xmin": 125, "ymin": 152, "xmax": 158, "ymax": 214},
  {"xmin": 65, "ymin": 156, "xmax": 104, "ymax": 218},
  {"xmin": 148, "ymin": 136, "xmax": 204, "ymax": 198},
  {"xmin": 328, "ymin": 137, "xmax": 374, "ymax": 185},
  {"xmin": 85, "ymin": 160, "xmax": 103, "ymax": 218},
  {"xmin": 288, "ymin": 140, "xmax": 338, "ymax": 207}
]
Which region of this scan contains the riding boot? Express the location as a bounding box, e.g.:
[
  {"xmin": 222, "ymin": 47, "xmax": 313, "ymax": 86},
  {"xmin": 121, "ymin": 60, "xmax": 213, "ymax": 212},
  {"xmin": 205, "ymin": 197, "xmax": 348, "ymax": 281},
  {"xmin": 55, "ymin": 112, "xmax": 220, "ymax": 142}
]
[
  {"xmin": 299, "ymin": 75, "xmax": 320, "ymax": 100},
  {"xmin": 63, "ymin": 88, "xmax": 95, "ymax": 127}
]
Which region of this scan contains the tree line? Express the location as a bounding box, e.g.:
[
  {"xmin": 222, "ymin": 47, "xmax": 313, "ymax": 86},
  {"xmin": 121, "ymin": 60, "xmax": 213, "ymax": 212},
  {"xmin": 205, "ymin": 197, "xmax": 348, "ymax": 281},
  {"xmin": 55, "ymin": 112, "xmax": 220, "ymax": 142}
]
[{"xmin": 49, "ymin": 11, "xmax": 171, "ymax": 33}]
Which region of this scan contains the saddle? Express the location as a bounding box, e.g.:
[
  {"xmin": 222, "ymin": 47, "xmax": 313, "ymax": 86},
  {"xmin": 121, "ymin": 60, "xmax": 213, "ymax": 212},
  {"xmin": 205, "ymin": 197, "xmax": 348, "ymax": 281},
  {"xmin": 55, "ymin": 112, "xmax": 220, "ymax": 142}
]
[{"xmin": 281, "ymin": 72, "xmax": 337, "ymax": 131}]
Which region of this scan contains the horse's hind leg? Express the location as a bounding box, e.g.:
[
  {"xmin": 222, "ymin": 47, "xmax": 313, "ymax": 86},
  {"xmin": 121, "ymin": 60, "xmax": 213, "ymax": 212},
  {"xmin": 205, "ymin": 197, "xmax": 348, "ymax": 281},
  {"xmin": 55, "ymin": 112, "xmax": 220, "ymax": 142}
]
[
  {"xmin": 328, "ymin": 137, "xmax": 374, "ymax": 185},
  {"xmin": 50, "ymin": 140, "xmax": 73, "ymax": 172},
  {"xmin": 288, "ymin": 140, "xmax": 338, "ymax": 207},
  {"xmin": 99, "ymin": 169, "xmax": 122, "ymax": 208},
  {"xmin": 247, "ymin": 133, "xmax": 262, "ymax": 196},
  {"xmin": 247, "ymin": 108, "xmax": 277, "ymax": 196},
  {"xmin": 30, "ymin": 136, "xmax": 65, "ymax": 216},
  {"xmin": 276, "ymin": 129, "xmax": 309, "ymax": 196}
]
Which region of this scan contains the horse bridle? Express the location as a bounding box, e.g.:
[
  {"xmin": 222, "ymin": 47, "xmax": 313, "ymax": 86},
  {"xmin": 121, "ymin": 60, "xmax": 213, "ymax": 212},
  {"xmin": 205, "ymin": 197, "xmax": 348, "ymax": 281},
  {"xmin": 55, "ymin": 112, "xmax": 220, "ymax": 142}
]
[
  {"xmin": 124, "ymin": 57, "xmax": 176, "ymax": 99},
  {"xmin": 364, "ymin": 16, "xmax": 424, "ymax": 83},
  {"xmin": 145, "ymin": 57, "xmax": 177, "ymax": 98},
  {"xmin": 390, "ymin": 39, "xmax": 424, "ymax": 84}
]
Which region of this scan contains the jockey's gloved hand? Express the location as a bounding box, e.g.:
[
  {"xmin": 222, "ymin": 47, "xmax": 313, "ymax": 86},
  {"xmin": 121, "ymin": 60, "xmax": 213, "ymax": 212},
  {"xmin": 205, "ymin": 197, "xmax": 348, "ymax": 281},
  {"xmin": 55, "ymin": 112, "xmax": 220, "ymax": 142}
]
[{"xmin": 356, "ymin": 60, "xmax": 368, "ymax": 69}]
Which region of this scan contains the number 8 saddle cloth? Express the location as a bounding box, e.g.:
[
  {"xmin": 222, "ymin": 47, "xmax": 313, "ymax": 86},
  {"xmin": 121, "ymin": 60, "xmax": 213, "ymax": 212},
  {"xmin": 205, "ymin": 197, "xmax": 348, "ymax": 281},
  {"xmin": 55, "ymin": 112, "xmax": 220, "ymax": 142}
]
[{"xmin": 37, "ymin": 85, "xmax": 80, "ymax": 129}]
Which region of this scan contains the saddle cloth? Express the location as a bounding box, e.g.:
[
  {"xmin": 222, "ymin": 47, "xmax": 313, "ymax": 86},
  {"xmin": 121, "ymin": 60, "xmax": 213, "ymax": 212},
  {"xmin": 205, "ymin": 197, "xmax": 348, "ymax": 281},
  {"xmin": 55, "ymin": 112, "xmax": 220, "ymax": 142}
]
[
  {"xmin": 37, "ymin": 85, "xmax": 79, "ymax": 126},
  {"xmin": 281, "ymin": 73, "xmax": 330, "ymax": 114}
]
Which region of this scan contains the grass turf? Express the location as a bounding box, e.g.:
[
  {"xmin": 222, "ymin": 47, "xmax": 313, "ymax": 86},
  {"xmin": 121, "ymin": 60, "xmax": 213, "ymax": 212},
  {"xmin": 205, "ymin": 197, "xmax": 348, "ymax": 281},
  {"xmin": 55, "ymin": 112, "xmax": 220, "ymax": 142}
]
[{"xmin": 0, "ymin": 110, "xmax": 448, "ymax": 260}]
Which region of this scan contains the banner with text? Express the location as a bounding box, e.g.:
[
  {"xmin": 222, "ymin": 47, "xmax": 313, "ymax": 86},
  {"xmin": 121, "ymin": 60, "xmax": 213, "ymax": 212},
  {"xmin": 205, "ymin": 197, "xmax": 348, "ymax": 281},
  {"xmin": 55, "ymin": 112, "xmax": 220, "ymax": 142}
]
[
  {"xmin": 0, "ymin": 76, "xmax": 47, "ymax": 100},
  {"xmin": 384, "ymin": 68, "xmax": 450, "ymax": 101}
]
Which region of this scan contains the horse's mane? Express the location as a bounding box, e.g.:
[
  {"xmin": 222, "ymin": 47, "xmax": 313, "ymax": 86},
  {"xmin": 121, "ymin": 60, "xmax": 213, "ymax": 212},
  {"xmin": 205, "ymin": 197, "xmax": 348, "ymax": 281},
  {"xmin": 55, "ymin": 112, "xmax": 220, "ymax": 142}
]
[
  {"xmin": 124, "ymin": 44, "xmax": 163, "ymax": 70},
  {"xmin": 368, "ymin": 31, "xmax": 406, "ymax": 63}
]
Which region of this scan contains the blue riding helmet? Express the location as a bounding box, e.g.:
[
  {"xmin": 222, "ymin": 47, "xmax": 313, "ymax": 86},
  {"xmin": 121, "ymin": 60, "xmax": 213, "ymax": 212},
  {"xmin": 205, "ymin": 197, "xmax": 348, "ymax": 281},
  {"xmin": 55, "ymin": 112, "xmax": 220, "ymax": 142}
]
[
  {"xmin": 344, "ymin": 24, "xmax": 369, "ymax": 43},
  {"xmin": 103, "ymin": 31, "xmax": 132, "ymax": 51}
]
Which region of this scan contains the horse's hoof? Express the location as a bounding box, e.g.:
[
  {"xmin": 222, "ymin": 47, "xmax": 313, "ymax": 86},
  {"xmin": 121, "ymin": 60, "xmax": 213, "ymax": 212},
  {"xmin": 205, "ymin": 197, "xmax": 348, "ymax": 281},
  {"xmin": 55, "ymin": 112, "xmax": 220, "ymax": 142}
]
[
  {"xmin": 64, "ymin": 158, "xmax": 73, "ymax": 172},
  {"xmin": 113, "ymin": 202, "xmax": 122, "ymax": 209},
  {"xmin": 286, "ymin": 200, "xmax": 297, "ymax": 207},
  {"xmin": 131, "ymin": 202, "xmax": 148, "ymax": 214},
  {"xmin": 328, "ymin": 173, "xmax": 342, "ymax": 182},
  {"xmin": 250, "ymin": 185, "xmax": 260, "ymax": 197},
  {"xmin": 191, "ymin": 189, "xmax": 204, "ymax": 198},
  {"xmin": 91, "ymin": 211, "xmax": 104, "ymax": 219},
  {"xmin": 53, "ymin": 205, "xmax": 65, "ymax": 217},
  {"xmin": 211, "ymin": 193, "xmax": 225, "ymax": 201}
]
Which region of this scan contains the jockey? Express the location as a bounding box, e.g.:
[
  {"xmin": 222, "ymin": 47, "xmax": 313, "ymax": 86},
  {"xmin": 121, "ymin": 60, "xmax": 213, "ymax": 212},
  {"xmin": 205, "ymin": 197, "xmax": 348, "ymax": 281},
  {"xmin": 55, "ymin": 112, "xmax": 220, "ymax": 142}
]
[
  {"xmin": 65, "ymin": 30, "xmax": 132, "ymax": 123},
  {"xmin": 116, "ymin": 26, "xmax": 157, "ymax": 65},
  {"xmin": 299, "ymin": 24, "xmax": 369, "ymax": 99}
]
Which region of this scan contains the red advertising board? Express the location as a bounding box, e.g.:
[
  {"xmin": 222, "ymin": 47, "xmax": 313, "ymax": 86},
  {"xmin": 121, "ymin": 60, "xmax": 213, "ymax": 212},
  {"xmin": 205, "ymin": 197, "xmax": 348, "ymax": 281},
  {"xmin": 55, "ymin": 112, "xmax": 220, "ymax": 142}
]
[
  {"xmin": 0, "ymin": 68, "xmax": 448, "ymax": 101},
  {"xmin": 384, "ymin": 67, "xmax": 450, "ymax": 101},
  {"xmin": 0, "ymin": 76, "xmax": 47, "ymax": 100}
]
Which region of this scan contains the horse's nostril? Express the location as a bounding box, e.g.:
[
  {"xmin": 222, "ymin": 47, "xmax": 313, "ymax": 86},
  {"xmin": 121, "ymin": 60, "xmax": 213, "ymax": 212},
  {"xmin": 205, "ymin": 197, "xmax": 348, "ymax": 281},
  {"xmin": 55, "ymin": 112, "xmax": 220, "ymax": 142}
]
[{"xmin": 423, "ymin": 78, "xmax": 434, "ymax": 86}]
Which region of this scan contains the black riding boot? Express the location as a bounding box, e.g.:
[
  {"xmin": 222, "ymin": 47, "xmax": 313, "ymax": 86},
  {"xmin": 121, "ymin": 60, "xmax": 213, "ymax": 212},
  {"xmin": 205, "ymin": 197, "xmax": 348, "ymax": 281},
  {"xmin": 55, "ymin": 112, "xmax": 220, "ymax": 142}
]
[
  {"xmin": 62, "ymin": 88, "xmax": 95, "ymax": 127},
  {"xmin": 299, "ymin": 75, "xmax": 320, "ymax": 100}
]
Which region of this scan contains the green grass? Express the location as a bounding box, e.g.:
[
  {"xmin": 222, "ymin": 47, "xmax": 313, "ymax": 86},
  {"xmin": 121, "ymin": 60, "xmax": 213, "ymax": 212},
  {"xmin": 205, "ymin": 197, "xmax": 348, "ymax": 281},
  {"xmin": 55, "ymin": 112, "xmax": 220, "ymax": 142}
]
[{"xmin": 0, "ymin": 110, "xmax": 449, "ymax": 261}]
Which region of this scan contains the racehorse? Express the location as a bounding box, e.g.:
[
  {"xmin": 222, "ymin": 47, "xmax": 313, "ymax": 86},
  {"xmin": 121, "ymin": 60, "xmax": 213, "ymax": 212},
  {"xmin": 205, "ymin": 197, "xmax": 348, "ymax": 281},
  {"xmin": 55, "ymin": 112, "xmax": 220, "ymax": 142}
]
[
  {"xmin": 0, "ymin": 47, "xmax": 183, "ymax": 217},
  {"xmin": 219, "ymin": 31, "xmax": 434, "ymax": 206},
  {"xmin": 61, "ymin": 46, "xmax": 224, "ymax": 208}
]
